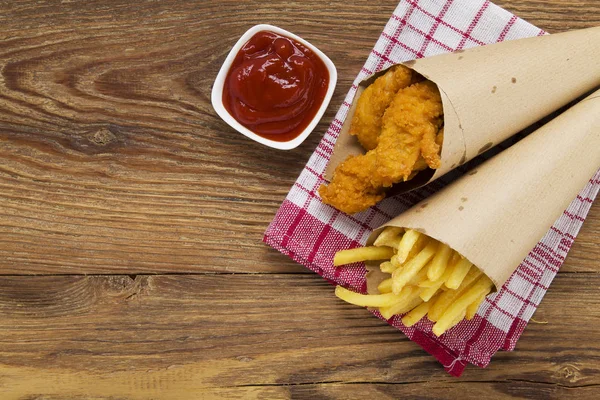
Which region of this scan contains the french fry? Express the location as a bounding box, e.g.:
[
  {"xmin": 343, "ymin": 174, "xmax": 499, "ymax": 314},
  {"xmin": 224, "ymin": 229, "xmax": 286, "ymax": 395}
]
[
  {"xmin": 420, "ymin": 250, "xmax": 460, "ymax": 288},
  {"xmin": 334, "ymin": 246, "xmax": 395, "ymax": 266},
  {"xmin": 335, "ymin": 286, "xmax": 406, "ymax": 308},
  {"xmin": 417, "ymin": 279, "xmax": 436, "ymax": 288},
  {"xmin": 373, "ymin": 226, "xmax": 404, "ymax": 248},
  {"xmin": 379, "ymin": 286, "xmax": 424, "ymax": 319},
  {"xmin": 408, "ymin": 266, "xmax": 429, "ymax": 286},
  {"xmin": 449, "ymin": 251, "xmax": 462, "ymax": 267},
  {"xmin": 432, "ymin": 276, "xmax": 494, "ymax": 336},
  {"xmin": 396, "ymin": 229, "xmax": 422, "ymax": 264},
  {"xmin": 465, "ymin": 288, "xmax": 491, "ymax": 320},
  {"xmin": 392, "ymin": 242, "xmax": 438, "ymax": 294},
  {"xmin": 380, "ymin": 263, "xmax": 427, "ymax": 293},
  {"xmin": 426, "ymin": 242, "xmax": 452, "ymax": 281},
  {"xmin": 420, "ymin": 264, "xmax": 454, "ymax": 301},
  {"xmin": 334, "ymin": 232, "xmax": 496, "ymax": 336},
  {"xmin": 377, "ymin": 278, "xmax": 393, "ymax": 294},
  {"xmin": 401, "ymin": 295, "xmax": 437, "ymax": 327},
  {"xmin": 390, "ymin": 234, "xmax": 427, "ymax": 269},
  {"xmin": 388, "ymin": 237, "xmax": 403, "ymax": 250},
  {"xmin": 378, "ymin": 285, "xmax": 415, "ymax": 318},
  {"xmin": 405, "ymin": 234, "xmax": 429, "ymax": 264},
  {"xmin": 382, "ymin": 296, "xmax": 424, "ymax": 320},
  {"xmin": 428, "ymin": 268, "xmax": 483, "ymax": 322},
  {"xmin": 445, "ymin": 258, "xmax": 473, "ymax": 289},
  {"xmin": 448, "ymin": 309, "xmax": 467, "ymax": 331},
  {"xmin": 379, "ymin": 261, "xmax": 396, "ymax": 274}
]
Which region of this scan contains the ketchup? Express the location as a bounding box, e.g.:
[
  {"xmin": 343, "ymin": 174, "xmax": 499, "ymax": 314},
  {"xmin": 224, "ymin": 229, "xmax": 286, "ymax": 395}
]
[{"xmin": 223, "ymin": 30, "xmax": 330, "ymax": 142}]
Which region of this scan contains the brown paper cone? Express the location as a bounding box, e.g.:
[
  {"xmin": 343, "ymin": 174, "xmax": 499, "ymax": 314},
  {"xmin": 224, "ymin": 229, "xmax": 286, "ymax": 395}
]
[
  {"xmin": 366, "ymin": 89, "xmax": 600, "ymax": 292},
  {"xmin": 326, "ymin": 26, "xmax": 600, "ymax": 196}
]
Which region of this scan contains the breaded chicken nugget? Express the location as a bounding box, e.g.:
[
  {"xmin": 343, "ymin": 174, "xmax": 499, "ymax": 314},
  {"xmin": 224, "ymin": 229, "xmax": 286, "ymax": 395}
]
[
  {"xmin": 349, "ymin": 65, "xmax": 415, "ymax": 150},
  {"xmin": 320, "ymin": 81, "xmax": 444, "ymax": 214},
  {"xmin": 318, "ymin": 152, "xmax": 385, "ymax": 215},
  {"xmin": 374, "ymin": 81, "xmax": 443, "ymax": 186}
]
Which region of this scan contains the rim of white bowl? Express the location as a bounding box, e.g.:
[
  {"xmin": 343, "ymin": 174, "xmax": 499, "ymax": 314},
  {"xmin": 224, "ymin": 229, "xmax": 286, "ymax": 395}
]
[{"xmin": 211, "ymin": 24, "xmax": 338, "ymax": 150}]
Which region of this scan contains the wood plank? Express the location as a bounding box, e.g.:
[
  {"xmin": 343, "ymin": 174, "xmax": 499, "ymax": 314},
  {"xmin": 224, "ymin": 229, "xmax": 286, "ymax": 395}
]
[
  {"xmin": 0, "ymin": 273, "xmax": 598, "ymax": 398},
  {"xmin": 561, "ymin": 202, "xmax": 600, "ymax": 273},
  {"xmin": 1, "ymin": 0, "xmax": 597, "ymax": 275},
  {"xmin": 261, "ymin": 382, "xmax": 600, "ymax": 400},
  {"xmin": 1, "ymin": 1, "xmax": 599, "ymax": 399},
  {"xmin": 0, "ymin": 0, "xmax": 396, "ymax": 275},
  {"xmin": 494, "ymin": 0, "xmax": 600, "ymax": 31}
]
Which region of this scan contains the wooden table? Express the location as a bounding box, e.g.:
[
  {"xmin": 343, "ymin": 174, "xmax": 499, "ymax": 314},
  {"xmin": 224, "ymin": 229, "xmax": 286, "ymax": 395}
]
[{"xmin": 1, "ymin": 1, "xmax": 598, "ymax": 398}]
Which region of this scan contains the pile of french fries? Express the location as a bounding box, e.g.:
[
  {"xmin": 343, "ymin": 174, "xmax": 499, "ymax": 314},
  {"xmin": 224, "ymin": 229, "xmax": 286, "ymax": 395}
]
[{"xmin": 333, "ymin": 227, "xmax": 494, "ymax": 336}]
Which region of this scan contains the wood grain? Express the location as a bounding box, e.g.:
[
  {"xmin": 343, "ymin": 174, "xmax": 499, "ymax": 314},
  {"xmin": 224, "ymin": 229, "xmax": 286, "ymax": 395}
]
[
  {"xmin": 0, "ymin": 273, "xmax": 598, "ymax": 399},
  {"xmin": 0, "ymin": 0, "xmax": 599, "ymax": 399},
  {"xmin": 494, "ymin": 0, "xmax": 600, "ymax": 31},
  {"xmin": 0, "ymin": 0, "xmax": 400, "ymax": 274},
  {"xmin": 0, "ymin": 0, "xmax": 598, "ymax": 275}
]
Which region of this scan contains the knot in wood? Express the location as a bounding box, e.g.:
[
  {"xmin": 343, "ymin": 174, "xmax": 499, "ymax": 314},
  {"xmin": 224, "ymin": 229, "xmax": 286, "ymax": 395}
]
[
  {"xmin": 87, "ymin": 127, "xmax": 117, "ymax": 146},
  {"xmin": 556, "ymin": 364, "xmax": 583, "ymax": 383}
]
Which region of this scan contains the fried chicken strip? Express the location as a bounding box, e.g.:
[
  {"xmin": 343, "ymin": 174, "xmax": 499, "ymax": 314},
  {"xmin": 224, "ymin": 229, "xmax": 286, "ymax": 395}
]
[
  {"xmin": 373, "ymin": 81, "xmax": 444, "ymax": 187},
  {"xmin": 318, "ymin": 152, "xmax": 385, "ymax": 215},
  {"xmin": 320, "ymin": 80, "xmax": 444, "ymax": 214},
  {"xmin": 349, "ymin": 65, "xmax": 415, "ymax": 150}
]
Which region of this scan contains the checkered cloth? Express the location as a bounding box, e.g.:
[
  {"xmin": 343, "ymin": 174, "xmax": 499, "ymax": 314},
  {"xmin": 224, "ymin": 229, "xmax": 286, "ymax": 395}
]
[{"xmin": 264, "ymin": 0, "xmax": 600, "ymax": 376}]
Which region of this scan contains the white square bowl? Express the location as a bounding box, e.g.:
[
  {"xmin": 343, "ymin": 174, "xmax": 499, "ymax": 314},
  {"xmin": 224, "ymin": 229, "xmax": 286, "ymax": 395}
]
[{"xmin": 211, "ymin": 24, "xmax": 338, "ymax": 150}]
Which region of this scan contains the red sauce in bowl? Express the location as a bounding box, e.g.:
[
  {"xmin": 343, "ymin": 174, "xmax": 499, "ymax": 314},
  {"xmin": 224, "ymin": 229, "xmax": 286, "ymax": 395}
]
[{"xmin": 222, "ymin": 30, "xmax": 330, "ymax": 142}]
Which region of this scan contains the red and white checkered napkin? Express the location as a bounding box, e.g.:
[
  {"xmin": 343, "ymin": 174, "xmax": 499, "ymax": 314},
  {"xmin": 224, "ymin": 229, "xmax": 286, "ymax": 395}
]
[{"xmin": 264, "ymin": 0, "xmax": 600, "ymax": 376}]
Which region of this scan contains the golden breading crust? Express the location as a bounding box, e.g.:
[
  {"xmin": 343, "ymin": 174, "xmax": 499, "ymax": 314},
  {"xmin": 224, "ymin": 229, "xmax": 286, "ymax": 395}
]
[
  {"xmin": 319, "ymin": 81, "xmax": 443, "ymax": 214},
  {"xmin": 349, "ymin": 65, "xmax": 415, "ymax": 150},
  {"xmin": 318, "ymin": 152, "xmax": 385, "ymax": 215},
  {"xmin": 373, "ymin": 81, "xmax": 444, "ymax": 187}
]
